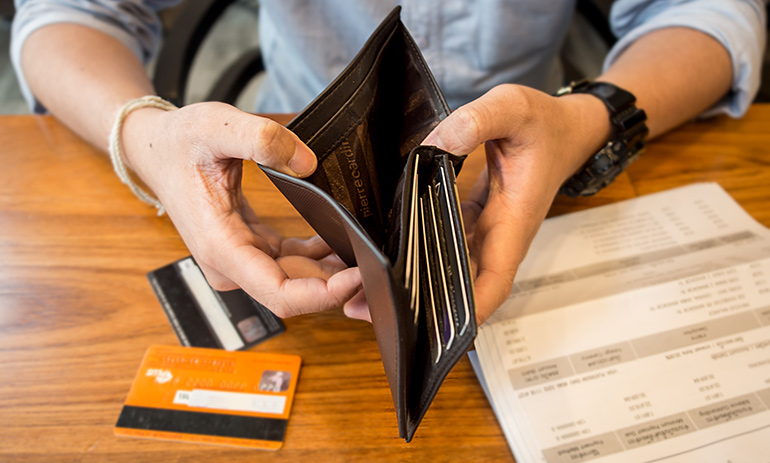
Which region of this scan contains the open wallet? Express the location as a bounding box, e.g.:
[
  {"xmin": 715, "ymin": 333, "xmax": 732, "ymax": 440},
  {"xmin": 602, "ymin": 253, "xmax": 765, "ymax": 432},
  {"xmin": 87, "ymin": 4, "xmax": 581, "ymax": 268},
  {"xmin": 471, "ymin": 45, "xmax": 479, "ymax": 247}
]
[{"xmin": 259, "ymin": 6, "xmax": 477, "ymax": 442}]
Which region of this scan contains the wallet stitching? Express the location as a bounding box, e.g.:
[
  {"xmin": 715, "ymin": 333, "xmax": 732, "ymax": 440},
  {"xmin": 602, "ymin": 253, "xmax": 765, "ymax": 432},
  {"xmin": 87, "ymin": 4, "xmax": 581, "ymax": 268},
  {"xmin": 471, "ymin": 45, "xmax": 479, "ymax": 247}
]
[
  {"xmin": 403, "ymin": 36, "xmax": 449, "ymax": 117},
  {"xmin": 294, "ymin": 75, "xmax": 350, "ymax": 135},
  {"xmin": 310, "ymin": 30, "xmax": 392, "ymax": 160},
  {"xmin": 291, "ymin": 67, "xmax": 355, "ymax": 134},
  {"xmin": 295, "ymin": 29, "xmax": 399, "ymax": 137},
  {"xmin": 318, "ymin": 95, "xmax": 378, "ymax": 161}
]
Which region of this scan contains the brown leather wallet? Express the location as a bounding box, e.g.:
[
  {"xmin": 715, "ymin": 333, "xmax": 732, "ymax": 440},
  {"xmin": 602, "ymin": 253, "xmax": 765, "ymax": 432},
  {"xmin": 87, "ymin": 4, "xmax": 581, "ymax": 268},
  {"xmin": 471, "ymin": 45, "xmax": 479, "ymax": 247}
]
[{"xmin": 260, "ymin": 7, "xmax": 477, "ymax": 442}]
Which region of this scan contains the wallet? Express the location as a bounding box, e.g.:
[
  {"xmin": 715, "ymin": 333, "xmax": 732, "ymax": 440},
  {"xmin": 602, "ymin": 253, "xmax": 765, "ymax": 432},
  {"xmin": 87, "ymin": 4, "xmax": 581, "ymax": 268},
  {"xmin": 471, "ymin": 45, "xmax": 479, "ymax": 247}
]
[{"xmin": 260, "ymin": 7, "xmax": 477, "ymax": 442}]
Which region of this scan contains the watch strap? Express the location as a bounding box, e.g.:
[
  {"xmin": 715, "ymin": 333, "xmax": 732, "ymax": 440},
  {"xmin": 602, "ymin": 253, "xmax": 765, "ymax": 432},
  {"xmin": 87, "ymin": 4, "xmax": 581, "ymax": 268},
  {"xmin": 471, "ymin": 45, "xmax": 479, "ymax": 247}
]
[{"xmin": 556, "ymin": 80, "xmax": 649, "ymax": 197}]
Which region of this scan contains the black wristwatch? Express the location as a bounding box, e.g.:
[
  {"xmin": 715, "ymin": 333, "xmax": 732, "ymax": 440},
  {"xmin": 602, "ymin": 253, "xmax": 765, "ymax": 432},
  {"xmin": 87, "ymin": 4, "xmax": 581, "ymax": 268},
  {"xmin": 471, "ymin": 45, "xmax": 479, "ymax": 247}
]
[{"xmin": 555, "ymin": 79, "xmax": 649, "ymax": 197}]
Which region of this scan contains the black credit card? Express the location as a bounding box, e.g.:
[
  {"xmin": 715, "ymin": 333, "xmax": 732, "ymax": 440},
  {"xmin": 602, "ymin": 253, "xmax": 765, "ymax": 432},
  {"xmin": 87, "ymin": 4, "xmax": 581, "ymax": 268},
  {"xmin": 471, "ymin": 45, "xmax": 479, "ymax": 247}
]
[{"xmin": 147, "ymin": 257, "xmax": 285, "ymax": 350}]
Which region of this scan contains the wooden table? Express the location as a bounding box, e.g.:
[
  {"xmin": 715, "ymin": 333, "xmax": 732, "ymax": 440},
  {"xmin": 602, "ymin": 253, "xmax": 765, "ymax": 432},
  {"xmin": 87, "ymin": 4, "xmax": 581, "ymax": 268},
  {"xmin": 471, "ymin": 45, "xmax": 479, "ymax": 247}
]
[{"xmin": 1, "ymin": 107, "xmax": 768, "ymax": 461}]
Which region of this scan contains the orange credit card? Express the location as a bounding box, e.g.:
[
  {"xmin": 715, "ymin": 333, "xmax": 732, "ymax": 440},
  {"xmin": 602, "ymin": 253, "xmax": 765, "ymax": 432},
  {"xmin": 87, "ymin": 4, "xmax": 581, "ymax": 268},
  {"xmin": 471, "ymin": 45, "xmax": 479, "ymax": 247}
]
[{"xmin": 115, "ymin": 345, "xmax": 301, "ymax": 450}]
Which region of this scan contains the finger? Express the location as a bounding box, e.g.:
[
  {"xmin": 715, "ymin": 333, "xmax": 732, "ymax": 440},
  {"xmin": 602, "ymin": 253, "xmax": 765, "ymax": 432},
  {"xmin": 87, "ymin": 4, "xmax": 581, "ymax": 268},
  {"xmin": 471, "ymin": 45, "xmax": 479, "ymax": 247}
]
[
  {"xmin": 195, "ymin": 227, "xmax": 281, "ymax": 292},
  {"xmin": 280, "ymin": 234, "xmax": 334, "ymax": 259},
  {"xmin": 460, "ymin": 165, "xmax": 490, "ymax": 236},
  {"xmin": 192, "ymin": 103, "xmax": 317, "ymax": 177},
  {"xmin": 470, "ymin": 208, "xmax": 525, "ymax": 325},
  {"xmin": 251, "ymin": 224, "xmax": 281, "ymax": 257},
  {"xmin": 460, "ymin": 201, "xmax": 481, "ymax": 239},
  {"xmin": 276, "ymin": 254, "xmax": 347, "ymax": 280},
  {"xmin": 238, "ymin": 197, "xmax": 289, "ymax": 257},
  {"xmin": 277, "ymin": 256, "xmax": 329, "ymax": 280},
  {"xmin": 343, "ymin": 289, "xmax": 371, "ymax": 323},
  {"xmin": 199, "ymin": 217, "xmax": 363, "ymax": 318},
  {"xmin": 470, "ymin": 186, "xmax": 550, "ymax": 325},
  {"xmin": 467, "ymin": 164, "xmax": 490, "ymax": 206},
  {"xmin": 422, "ymin": 85, "xmax": 529, "ymax": 154},
  {"xmin": 318, "ymin": 253, "xmax": 348, "ymax": 273},
  {"xmin": 196, "ymin": 223, "xmax": 279, "ymax": 289},
  {"xmin": 270, "ymin": 266, "xmax": 362, "ymax": 318},
  {"xmin": 248, "ymin": 252, "xmax": 362, "ymax": 318}
]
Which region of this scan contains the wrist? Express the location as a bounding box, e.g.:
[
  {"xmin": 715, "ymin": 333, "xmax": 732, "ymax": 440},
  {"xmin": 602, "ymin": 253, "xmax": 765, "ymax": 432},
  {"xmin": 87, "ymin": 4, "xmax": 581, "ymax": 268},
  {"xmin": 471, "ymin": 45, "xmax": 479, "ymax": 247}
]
[
  {"xmin": 554, "ymin": 80, "xmax": 648, "ymax": 197},
  {"xmin": 120, "ymin": 106, "xmax": 169, "ymax": 183},
  {"xmin": 557, "ymin": 92, "xmax": 614, "ymax": 181},
  {"xmin": 107, "ymin": 96, "xmax": 178, "ymax": 215}
]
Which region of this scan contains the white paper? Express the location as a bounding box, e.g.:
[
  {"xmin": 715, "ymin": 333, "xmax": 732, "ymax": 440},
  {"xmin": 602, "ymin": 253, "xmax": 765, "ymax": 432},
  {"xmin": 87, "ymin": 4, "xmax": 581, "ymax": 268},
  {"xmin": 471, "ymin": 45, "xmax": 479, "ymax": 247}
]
[{"xmin": 472, "ymin": 183, "xmax": 770, "ymax": 463}]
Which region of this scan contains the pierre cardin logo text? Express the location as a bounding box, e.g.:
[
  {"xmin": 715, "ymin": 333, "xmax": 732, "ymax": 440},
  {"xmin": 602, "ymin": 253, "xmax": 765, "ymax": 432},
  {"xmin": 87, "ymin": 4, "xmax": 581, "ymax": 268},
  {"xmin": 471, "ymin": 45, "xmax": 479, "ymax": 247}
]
[{"xmin": 340, "ymin": 140, "xmax": 374, "ymax": 218}]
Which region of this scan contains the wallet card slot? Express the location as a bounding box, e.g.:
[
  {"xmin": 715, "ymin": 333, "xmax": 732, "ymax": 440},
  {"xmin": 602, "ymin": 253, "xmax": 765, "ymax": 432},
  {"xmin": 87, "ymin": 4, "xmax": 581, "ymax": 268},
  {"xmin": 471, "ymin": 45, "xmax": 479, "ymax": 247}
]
[
  {"xmin": 265, "ymin": 7, "xmax": 475, "ymax": 443},
  {"xmin": 436, "ymin": 165, "xmax": 471, "ymax": 336},
  {"xmin": 404, "ymin": 148, "xmax": 477, "ymax": 441},
  {"xmin": 406, "ymin": 153, "xmax": 421, "ymax": 325},
  {"xmin": 425, "ymin": 182, "xmax": 456, "ymax": 350},
  {"xmin": 419, "ymin": 196, "xmax": 442, "ymax": 365}
]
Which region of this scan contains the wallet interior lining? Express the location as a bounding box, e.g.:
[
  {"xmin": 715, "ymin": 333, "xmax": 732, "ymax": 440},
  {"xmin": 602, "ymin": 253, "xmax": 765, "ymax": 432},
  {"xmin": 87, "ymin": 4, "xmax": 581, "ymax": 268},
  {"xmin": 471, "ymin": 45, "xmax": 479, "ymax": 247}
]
[{"xmin": 291, "ymin": 20, "xmax": 449, "ymax": 249}]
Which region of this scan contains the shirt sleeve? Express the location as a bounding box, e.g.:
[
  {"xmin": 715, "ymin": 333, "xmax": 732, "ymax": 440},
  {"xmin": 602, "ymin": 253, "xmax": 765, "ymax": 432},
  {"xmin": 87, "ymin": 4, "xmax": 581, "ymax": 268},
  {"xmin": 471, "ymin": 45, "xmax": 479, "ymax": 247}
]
[
  {"xmin": 606, "ymin": 0, "xmax": 767, "ymax": 118},
  {"xmin": 11, "ymin": 0, "xmax": 179, "ymax": 113}
]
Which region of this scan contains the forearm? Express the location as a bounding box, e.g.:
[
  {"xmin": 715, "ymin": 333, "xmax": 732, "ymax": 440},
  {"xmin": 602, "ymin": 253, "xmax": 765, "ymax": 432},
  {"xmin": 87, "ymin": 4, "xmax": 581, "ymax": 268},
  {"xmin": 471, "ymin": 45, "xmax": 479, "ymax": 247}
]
[
  {"xmin": 533, "ymin": 27, "xmax": 734, "ymax": 187},
  {"xmin": 598, "ymin": 27, "xmax": 733, "ymax": 140},
  {"xmin": 551, "ymin": 26, "xmax": 734, "ymax": 184},
  {"xmin": 21, "ymin": 23, "xmax": 156, "ymax": 153},
  {"xmin": 18, "ymin": 21, "xmax": 357, "ymax": 317}
]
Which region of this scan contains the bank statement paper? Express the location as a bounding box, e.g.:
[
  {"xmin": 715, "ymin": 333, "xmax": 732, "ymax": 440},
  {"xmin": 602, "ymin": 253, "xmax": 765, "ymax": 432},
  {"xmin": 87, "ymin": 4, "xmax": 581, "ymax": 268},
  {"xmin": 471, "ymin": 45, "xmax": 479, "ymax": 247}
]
[{"xmin": 471, "ymin": 183, "xmax": 770, "ymax": 463}]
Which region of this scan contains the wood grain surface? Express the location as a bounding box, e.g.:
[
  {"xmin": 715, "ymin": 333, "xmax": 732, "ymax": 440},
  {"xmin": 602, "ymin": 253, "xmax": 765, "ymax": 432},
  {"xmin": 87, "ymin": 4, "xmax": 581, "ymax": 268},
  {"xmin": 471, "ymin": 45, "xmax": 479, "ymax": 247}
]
[{"xmin": 0, "ymin": 106, "xmax": 768, "ymax": 462}]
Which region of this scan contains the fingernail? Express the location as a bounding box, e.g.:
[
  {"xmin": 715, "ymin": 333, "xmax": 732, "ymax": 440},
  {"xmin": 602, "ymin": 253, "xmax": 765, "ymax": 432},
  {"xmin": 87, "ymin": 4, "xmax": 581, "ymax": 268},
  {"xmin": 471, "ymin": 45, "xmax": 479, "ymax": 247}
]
[{"xmin": 288, "ymin": 145, "xmax": 316, "ymax": 177}]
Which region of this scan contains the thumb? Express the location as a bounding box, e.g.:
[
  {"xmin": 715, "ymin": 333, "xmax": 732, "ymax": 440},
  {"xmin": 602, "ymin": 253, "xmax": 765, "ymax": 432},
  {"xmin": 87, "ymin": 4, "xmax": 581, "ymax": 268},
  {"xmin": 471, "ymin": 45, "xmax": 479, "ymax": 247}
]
[
  {"xmin": 422, "ymin": 85, "xmax": 523, "ymax": 154},
  {"xmin": 204, "ymin": 103, "xmax": 317, "ymax": 177}
]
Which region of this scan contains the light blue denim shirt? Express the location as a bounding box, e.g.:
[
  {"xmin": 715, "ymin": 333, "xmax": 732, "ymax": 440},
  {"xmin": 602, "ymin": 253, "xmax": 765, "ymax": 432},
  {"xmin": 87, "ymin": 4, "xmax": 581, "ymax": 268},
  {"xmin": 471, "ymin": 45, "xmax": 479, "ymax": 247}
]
[{"xmin": 11, "ymin": 0, "xmax": 767, "ymax": 116}]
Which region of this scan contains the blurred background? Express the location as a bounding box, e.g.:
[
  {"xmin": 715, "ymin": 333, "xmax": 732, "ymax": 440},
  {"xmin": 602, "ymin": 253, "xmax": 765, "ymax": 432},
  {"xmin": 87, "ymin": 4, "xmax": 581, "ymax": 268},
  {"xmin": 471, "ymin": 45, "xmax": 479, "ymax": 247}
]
[
  {"xmin": 1, "ymin": 0, "xmax": 25, "ymax": 114},
  {"xmin": 1, "ymin": 0, "xmax": 768, "ymax": 116},
  {"xmin": 0, "ymin": 0, "xmax": 263, "ymax": 114}
]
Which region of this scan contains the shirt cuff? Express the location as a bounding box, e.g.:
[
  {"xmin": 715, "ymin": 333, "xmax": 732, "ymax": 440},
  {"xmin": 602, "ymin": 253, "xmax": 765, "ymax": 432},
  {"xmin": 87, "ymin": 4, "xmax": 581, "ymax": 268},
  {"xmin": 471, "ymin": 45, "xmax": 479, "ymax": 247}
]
[{"xmin": 605, "ymin": 0, "xmax": 767, "ymax": 118}]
